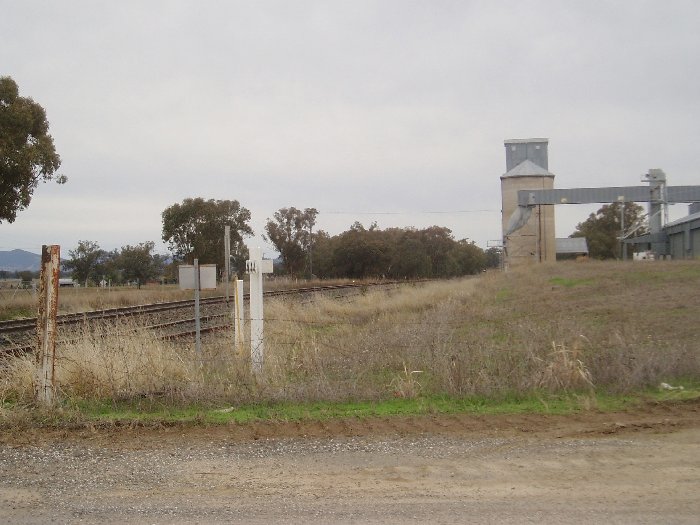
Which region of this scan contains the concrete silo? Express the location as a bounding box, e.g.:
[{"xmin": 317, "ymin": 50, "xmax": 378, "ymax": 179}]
[{"xmin": 501, "ymin": 138, "xmax": 556, "ymax": 267}]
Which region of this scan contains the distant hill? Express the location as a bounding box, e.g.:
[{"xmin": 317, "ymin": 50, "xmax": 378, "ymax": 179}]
[{"xmin": 0, "ymin": 249, "xmax": 42, "ymax": 273}]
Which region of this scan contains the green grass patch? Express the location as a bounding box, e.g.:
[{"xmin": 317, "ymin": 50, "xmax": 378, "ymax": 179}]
[
  {"xmin": 0, "ymin": 306, "xmax": 35, "ymax": 321},
  {"xmin": 549, "ymin": 277, "xmax": 594, "ymax": 288},
  {"xmin": 55, "ymin": 386, "xmax": 700, "ymax": 426},
  {"xmin": 494, "ymin": 288, "xmax": 512, "ymax": 302}
]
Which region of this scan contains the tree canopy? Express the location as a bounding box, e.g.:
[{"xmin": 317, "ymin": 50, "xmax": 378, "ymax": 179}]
[
  {"xmin": 311, "ymin": 223, "xmax": 486, "ymax": 279},
  {"xmin": 62, "ymin": 240, "xmax": 167, "ymax": 286},
  {"xmin": 117, "ymin": 242, "xmax": 164, "ymax": 288},
  {"xmin": 161, "ymin": 198, "xmax": 253, "ymax": 268},
  {"xmin": 570, "ymin": 202, "xmax": 646, "ymax": 259},
  {"xmin": 62, "ymin": 240, "xmax": 105, "ymax": 287},
  {"xmin": 0, "ymin": 76, "xmax": 64, "ymax": 223},
  {"xmin": 264, "ymin": 207, "xmax": 318, "ymax": 276}
]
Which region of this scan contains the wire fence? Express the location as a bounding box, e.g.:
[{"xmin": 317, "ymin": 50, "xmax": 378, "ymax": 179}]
[
  {"xmin": 3, "ymin": 273, "xmax": 698, "ymax": 405},
  {"xmin": 0, "ymin": 287, "xmax": 36, "ymax": 300}
]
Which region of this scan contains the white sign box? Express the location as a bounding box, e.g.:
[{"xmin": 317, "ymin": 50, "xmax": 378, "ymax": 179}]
[
  {"xmin": 245, "ymin": 259, "xmax": 273, "ymax": 274},
  {"xmin": 178, "ymin": 264, "xmax": 217, "ymax": 290}
]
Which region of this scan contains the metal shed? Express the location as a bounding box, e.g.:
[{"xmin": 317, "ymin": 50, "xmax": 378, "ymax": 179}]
[
  {"xmin": 664, "ymin": 208, "xmax": 700, "ymax": 259},
  {"xmin": 556, "ymin": 237, "xmax": 589, "ymax": 257}
]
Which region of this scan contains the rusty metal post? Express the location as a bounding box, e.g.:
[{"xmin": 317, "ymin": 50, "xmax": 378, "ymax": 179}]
[{"xmin": 36, "ymin": 245, "xmax": 60, "ymax": 405}]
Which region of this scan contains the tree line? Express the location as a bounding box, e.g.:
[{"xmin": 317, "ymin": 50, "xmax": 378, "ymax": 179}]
[
  {"xmin": 311, "ymin": 223, "xmax": 488, "ymax": 278},
  {"xmin": 59, "ymin": 198, "xmax": 496, "ymax": 285},
  {"xmin": 62, "ymin": 241, "xmax": 168, "ymax": 288},
  {"xmin": 61, "ymin": 197, "xmax": 646, "ymax": 286},
  {"xmin": 163, "ymin": 199, "xmax": 492, "ymax": 279}
]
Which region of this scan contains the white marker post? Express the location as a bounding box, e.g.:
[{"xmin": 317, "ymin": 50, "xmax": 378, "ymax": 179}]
[
  {"xmin": 233, "ymin": 278, "xmax": 245, "ymax": 355},
  {"xmin": 224, "ymin": 225, "xmax": 231, "ymax": 303},
  {"xmin": 194, "ymin": 259, "xmax": 201, "ymax": 355},
  {"xmin": 246, "ymin": 247, "xmax": 272, "ymax": 373}
]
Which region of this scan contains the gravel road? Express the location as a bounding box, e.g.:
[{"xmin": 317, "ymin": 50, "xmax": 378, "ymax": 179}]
[{"xmin": 1, "ymin": 401, "xmax": 698, "ymax": 524}]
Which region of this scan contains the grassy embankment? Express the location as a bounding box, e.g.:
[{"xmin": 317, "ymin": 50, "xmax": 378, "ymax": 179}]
[{"xmin": 1, "ymin": 261, "xmax": 699, "ymax": 426}]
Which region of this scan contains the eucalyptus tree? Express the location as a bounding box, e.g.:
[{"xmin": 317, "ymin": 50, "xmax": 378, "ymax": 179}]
[
  {"xmin": 162, "ymin": 198, "xmax": 253, "ymax": 270},
  {"xmin": 62, "ymin": 241, "xmax": 105, "ymax": 286},
  {"xmin": 570, "ymin": 202, "xmax": 646, "ymax": 259},
  {"xmin": 264, "ymin": 207, "xmax": 318, "ymax": 276},
  {"xmin": 0, "ymin": 76, "xmax": 64, "ymax": 223},
  {"xmin": 117, "ymin": 242, "xmax": 164, "ymax": 288}
]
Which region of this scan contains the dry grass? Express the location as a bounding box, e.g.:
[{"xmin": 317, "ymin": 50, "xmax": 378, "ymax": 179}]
[
  {"xmin": 0, "ymin": 278, "xmax": 366, "ymax": 319},
  {"xmin": 1, "ymin": 261, "xmax": 699, "ymax": 408},
  {"xmin": 258, "ymin": 261, "xmax": 699, "ymax": 401},
  {"xmin": 0, "ymin": 284, "xmax": 195, "ymax": 319}
]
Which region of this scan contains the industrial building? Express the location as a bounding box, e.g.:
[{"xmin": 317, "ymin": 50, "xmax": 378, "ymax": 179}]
[
  {"xmin": 500, "ymin": 138, "xmax": 700, "ymax": 267},
  {"xmin": 632, "ymin": 203, "xmax": 700, "ymax": 260},
  {"xmin": 500, "ymin": 138, "xmax": 556, "ymax": 265}
]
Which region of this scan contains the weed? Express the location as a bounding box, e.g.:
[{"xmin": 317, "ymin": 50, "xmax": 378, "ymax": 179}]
[
  {"xmin": 1, "ymin": 261, "xmax": 698, "ymax": 417},
  {"xmin": 389, "ymin": 363, "xmax": 423, "ymax": 399},
  {"xmin": 549, "ymin": 277, "xmax": 594, "ymax": 288}
]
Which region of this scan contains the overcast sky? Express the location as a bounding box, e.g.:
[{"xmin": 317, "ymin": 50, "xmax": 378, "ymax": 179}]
[{"xmin": 2, "ymin": 0, "xmax": 698, "ymax": 257}]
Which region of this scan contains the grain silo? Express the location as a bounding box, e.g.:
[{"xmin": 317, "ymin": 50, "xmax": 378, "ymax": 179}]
[{"xmin": 501, "ymin": 138, "xmax": 556, "ymax": 267}]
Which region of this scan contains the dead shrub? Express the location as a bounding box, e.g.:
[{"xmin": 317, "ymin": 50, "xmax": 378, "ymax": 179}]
[{"xmin": 535, "ymin": 341, "xmax": 594, "ymax": 392}]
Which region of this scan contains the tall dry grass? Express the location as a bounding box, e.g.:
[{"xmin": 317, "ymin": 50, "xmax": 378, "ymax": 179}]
[
  {"xmin": 0, "ymin": 277, "xmax": 365, "ymax": 319},
  {"xmin": 0, "ymin": 284, "xmax": 196, "ymax": 319},
  {"xmin": 259, "ymin": 261, "xmax": 699, "ymax": 401},
  {"xmin": 1, "ymin": 261, "xmax": 699, "ymax": 408}
]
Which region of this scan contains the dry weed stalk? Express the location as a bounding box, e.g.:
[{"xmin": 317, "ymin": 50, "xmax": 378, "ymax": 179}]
[
  {"xmin": 535, "ymin": 340, "xmax": 594, "ymax": 392},
  {"xmin": 389, "ymin": 363, "xmax": 423, "ymax": 398},
  {"xmin": 52, "ymin": 320, "xmax": 194, "ymax": 400}
]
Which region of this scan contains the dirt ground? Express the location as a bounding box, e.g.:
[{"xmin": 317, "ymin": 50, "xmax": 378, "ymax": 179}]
[{"xmin": 1, "ymin": 399, "xmax": 699, "ymax": 524}]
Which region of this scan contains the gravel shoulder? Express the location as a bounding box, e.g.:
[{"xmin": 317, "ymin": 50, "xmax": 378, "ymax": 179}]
[{"xmin": 1, "ymin": 399, "xmax": 699, "ymax": 524}]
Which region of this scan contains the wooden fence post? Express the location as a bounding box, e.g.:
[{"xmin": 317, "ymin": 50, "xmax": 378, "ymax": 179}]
[{"xmin": 36, "ymin": 245, "xmax": 60, "ymax": 406}]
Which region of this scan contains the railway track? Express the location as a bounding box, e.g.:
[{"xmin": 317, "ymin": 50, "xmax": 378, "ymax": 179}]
[{"xmin": 0, "ymin": 281, "xmax": 410, "ymax": 355}]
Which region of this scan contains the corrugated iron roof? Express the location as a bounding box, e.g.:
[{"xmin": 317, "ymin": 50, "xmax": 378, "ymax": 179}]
[
  {"xmin": 502, "ymin": 159, "xmax": 555, "ymax": 179},
  {"xmin": 665, "ymin": 211, "xmax": 700, "ymax": 229},
  {"xmin": 504, "ymin": 138, "xmax": 549, "ymax": 144},
  {"xmin": 556, "ymin": 237, "xmax": 589, "ymax": 254}
]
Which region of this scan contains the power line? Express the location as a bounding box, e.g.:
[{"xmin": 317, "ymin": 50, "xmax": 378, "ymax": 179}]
[{"xmin": 322, "ymin": 209, "xmax": 498, "ymax": 215}]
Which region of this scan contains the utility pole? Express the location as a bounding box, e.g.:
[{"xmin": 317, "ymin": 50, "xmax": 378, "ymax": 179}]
[
  {"xmin": 618, "ymin": 197, "xmax": 627, "ymax": 261},
  {"xmin": 224, "ymin": 225, "xmax": 231, "ymax": 304},
  {"xmin": 308, "ymin": 221, "xmax": 313, "ymax": 277}
]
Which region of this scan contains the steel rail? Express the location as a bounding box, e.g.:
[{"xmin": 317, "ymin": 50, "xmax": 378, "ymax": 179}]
[
  {"xmin": 0, "ymin": 281, "xmax": 414, "ymax": 354},
  {"xmin": 0, "ymin": 282, "xmax": 394, "ymax": 332}
]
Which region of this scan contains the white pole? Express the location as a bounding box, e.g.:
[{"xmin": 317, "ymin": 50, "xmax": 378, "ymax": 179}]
[
  {"xmin": 619, "ymin": 197, "xmax": 625, "ymax": 261},
  {"xmin": 250, "ymin": 267, "xmax": 263, "ymax": 373},
  {"xmin": 247, "ymin": 247, "xmax": 267, "ymax": 373},
  {"xmin": 224, "ymin": 225, "xmax": 231, "ymax": 304},
  {"xmin": 194, "ymin": 258, "xmax": 201, "ymax": 356},
  {"xmin": 234, "ymin": 278, "xmax": 244, "ymax": 355}
]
